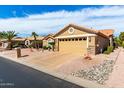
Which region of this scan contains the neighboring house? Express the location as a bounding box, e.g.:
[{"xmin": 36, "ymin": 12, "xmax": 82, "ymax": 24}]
[
  {"xmin": 12, "ymin": 37, "xmax": 27, "ymax": 48},
  {"xmin": 26, "ymin": 36, "xmax": 44, "ymax": 48},
  {"xmin": 0, "ymin": 36, "xmax": 44, "ymax": 49},
  {"xmin": 54, "ymin": 24, "xmax": 114, "ymax": 55},
  {"xmin": 0, "ymin": 37, "xmax": 27, "ymax": 49},
  {"xmin": 42, "ymin": 34, "xmax": 55, "ymax": 47}
]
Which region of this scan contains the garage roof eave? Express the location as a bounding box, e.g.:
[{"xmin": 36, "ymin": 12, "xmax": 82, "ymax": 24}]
[{"xmin": 55, "ymin": 34, "xmax": 97, "ymax": 39}]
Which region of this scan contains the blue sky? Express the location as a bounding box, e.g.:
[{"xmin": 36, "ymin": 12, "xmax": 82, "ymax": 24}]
[
  {"xmin": 0, "ymin": 5, "xmax": 123, "ymax": 37},
  {"xmin": 0, "ymin": 5, "xmax": 103, "ymax": 18}
]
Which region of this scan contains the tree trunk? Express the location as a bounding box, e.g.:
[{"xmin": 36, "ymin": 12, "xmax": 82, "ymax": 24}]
[
  {"xmin": 35, "ymin": 40, "xmax": 37, "ymax": 49},
  {"xmin": 8, "ymin": 41, "xmax": 12, "ymax": 50}
]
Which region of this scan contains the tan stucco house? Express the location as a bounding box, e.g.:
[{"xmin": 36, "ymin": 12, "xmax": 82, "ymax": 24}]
[
  {"xmin": 54, "ymin": 24, "xmax": 114, "ymax": 55},
  {"xmin": 42, "ymin": 34, "xmax": 55, "ymax": 47}
]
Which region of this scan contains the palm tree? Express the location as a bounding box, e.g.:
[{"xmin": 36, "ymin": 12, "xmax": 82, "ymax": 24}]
[
  {"xmin": 2, "ymin": 31, "xmax": 17, "ymax": 50},
  {"xmin": 31, "ymin": 32, "xmax": 38, "ymax": 49}
]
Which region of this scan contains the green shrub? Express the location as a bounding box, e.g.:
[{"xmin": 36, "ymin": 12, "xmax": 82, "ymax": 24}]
[
  {"xmin": 103, "ymin": 46, "xmax": 114, "ymax": 54},
  {"xmin": 28, "ymin": 44, "xmax": 33, "ymax": 48},
  {"xmin": 108, "ymin": 46, "xmax": 114, "ymax": 52},
  {"xmin": 13, "ymin": 43, "xmax": 19, "ymax": 48},
  {"xmin": 43, "ymin": 46, "xmax": 48, "ymax": 50},
  {"xmin": 47, "ymin": 46, "xmax": 52, "ymax": 49},
  {"xmin": 104, "ymin": 50, "xmax": 110, "ymax": 54},
  {"xmin": 13, "ymin": 44, "xmax": 19, "ymax": 48},
  {"xmin": 48, "ymin": 42, "xmax": 55, "ymax": 46}
]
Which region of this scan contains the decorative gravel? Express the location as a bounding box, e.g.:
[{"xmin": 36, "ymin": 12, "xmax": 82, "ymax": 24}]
[{"xmin": 72, "ymin": 60, "xmax": 115, "ymax": 84}]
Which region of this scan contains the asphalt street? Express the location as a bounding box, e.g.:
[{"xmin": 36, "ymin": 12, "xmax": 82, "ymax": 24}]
[{"xmin": 0, "ymin": 57, "xmax": 81, "ymax": 88}]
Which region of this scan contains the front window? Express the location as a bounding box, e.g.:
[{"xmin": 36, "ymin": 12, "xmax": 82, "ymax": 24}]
[{"xmin": 83, "ymin": 37, "xmax": 87, "ymax": 40}]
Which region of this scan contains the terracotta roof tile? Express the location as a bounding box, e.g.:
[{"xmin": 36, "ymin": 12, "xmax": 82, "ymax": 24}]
[{"xmin": 99, "ymin": 29, "xmax": 114, "ymax": 37}]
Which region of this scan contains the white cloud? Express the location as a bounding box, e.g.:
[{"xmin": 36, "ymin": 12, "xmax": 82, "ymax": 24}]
[{"xmin": 0, "ymin": 5, "xmax": 124, "ymax": 37}]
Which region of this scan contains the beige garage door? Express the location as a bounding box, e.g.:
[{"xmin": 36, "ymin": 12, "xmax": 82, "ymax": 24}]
[{"xmin": 58, "ymin": 38, "xmax": 87, "ymax": 53}]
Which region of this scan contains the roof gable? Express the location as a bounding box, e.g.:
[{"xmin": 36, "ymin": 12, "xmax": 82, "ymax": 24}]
[
  {"xmin": 54, "ymin": 24, "xmax": 113, "ymax": 38},
  {"xmin": 43, "ymin": 34, "xmax": 54, "ymax": 40},
  {"xmin": 54, "ymin": 24, "xmax": 98, "ymax": 37}
]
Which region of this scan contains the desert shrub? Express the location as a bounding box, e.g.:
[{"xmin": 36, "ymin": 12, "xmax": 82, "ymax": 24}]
[
  {"xmin": 28, "ymin": 44, "xmax": 33, "ymax": 48},
  {"xmin": 104, "ymin": 46, "xmax": 114, "ymax": 54},
  {"xmin": 47, "ymin": 46, "xmax": 52, "ymax": 49},
  {"xmin": 48, "ymin": 42, "xmax": 55, "ymax": 46},
  {"xmin": 43, "ymin": 46, "xmax": 48, "ymax": 50},
  {"xmin": 13, "ymin": 42, "xmax": 19, "ymax": 48},
  {"xmin": 104, "ymin": 51, "xmax": 110, "ymax": 54},
  {"xmin": 48, "ymin": 42, "xmax": 55, "ymax": 51},
  {"xmin": 108, "ymin": 46, "xmax": 114, "ymax": 52}
]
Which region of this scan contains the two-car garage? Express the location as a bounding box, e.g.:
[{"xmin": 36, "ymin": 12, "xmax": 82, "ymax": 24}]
[
  {"xmin": 54, "ymin": 24, "xmax": 99, "ymax": 55},
  {"xmin": 58, "ymin": 37, "xmax": 87, "ymax": 53}
]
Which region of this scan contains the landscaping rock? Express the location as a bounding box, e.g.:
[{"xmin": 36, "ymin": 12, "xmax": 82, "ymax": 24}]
[{"xmin": 72, "ymin": 60, "xmax": 115, "ymax": 84}]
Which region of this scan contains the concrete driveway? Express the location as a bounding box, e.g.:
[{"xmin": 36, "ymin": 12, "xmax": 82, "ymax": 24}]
[{"xmin": 0, "ymin": 49, "xmax": 106, "ymax": 74}]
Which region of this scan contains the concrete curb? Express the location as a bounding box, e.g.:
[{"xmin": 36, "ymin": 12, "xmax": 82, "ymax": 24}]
[{"xmin": 0, "ymin": 54, "xmax": 106, "ymax": 88}]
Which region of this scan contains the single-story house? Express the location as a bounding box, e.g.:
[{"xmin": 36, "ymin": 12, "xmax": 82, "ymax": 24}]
[
  {"xmin": 42, "ymin": 34, "xmax": 55, "ymax": 48},
  {"xmin": 54, "ymin": 24, "xmax": 114, "ymax": 55},
  {"xmin": 0, "ymin": 36, "xmax": 44, "ymax": 49},
  {"xmin": 12, "ymin": 37, "xmax": 27, "ymax": 48},
  {"xmin": 0, "ymin": 37, "xmax": 27, "ymax": 49}
]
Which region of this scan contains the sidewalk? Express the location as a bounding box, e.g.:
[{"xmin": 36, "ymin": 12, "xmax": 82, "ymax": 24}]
[{"xmin": 105, "ymin": 48, "xmax": 124, "ymax": 87}]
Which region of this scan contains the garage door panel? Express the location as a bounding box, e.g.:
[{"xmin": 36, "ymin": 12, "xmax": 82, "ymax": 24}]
[{"xmin": 59, "ymin": 40, "xmax": 87, "ymax": 53}]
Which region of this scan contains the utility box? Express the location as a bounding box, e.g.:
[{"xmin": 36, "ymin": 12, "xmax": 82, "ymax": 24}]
[{"xmin": 15, "ymin": 47, "xmax": 21, "ymax": 58}]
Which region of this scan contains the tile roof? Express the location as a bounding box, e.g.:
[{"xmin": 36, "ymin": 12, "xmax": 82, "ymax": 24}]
[
  {"xmin": 99, "ymin": 29, "xmax": 114, "ymax": 37},
  {"xmin": 54, "ymin": 24, "xmax": 114, "ymax": 38},
  {"xmin": 26, "ymin": 36, "xmax": 44, "ymax": 40}
]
